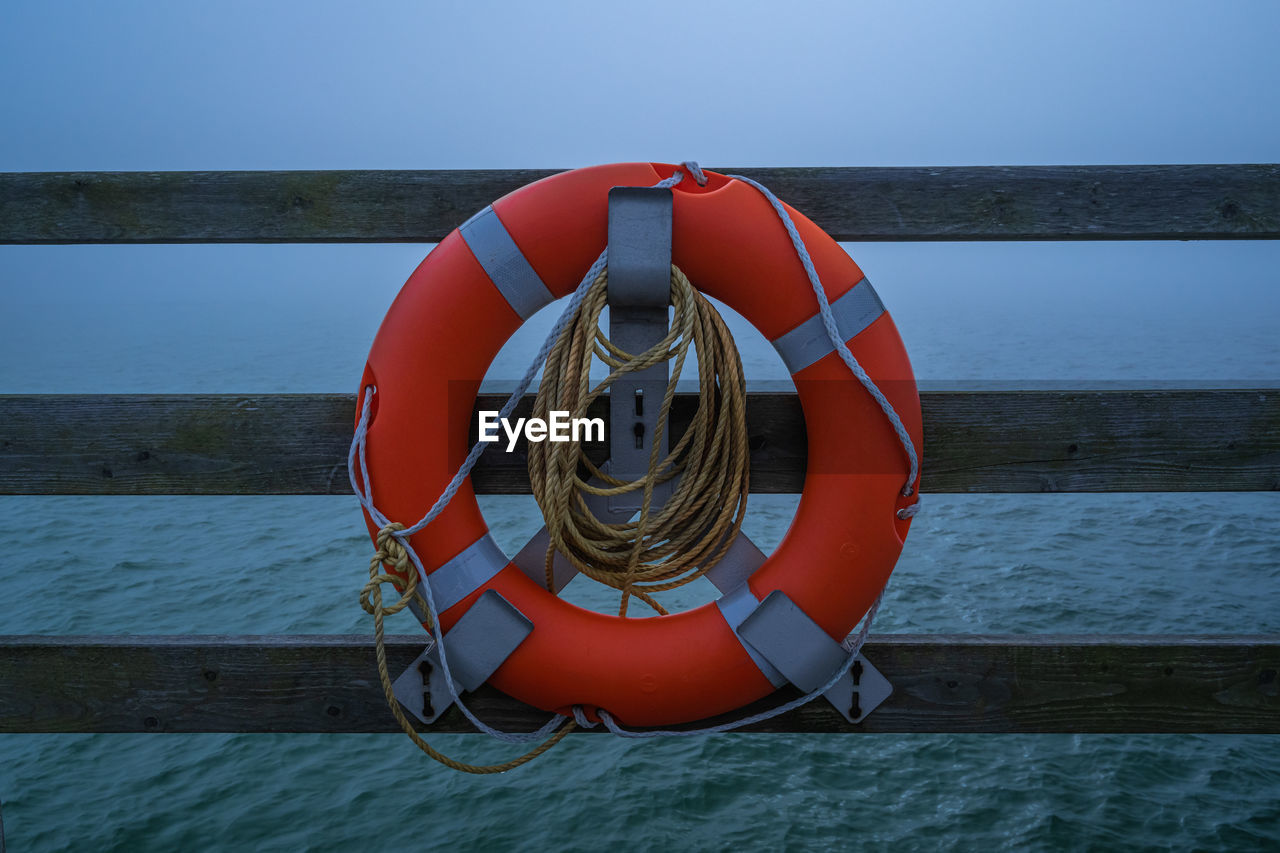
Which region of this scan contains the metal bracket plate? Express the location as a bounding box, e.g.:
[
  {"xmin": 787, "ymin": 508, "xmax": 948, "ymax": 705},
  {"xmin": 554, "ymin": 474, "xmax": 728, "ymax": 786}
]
[
  {"xmin": 737, "ymin": 590, "xmax": 892, "ymax": 723},
  {"xmin": 606, "ymin": 186, "xmax": 673, "ymax": 515},
  {"xmin": 716, "ymin": 583, "xmax": 787, "ymax": 687},
  {"xmin": 391, "ymin": 590, "xmax": 533, "ymax": 725},
  {"xmin": 823, "ymin": 652, "xmax": 892, "ymax": 725}
]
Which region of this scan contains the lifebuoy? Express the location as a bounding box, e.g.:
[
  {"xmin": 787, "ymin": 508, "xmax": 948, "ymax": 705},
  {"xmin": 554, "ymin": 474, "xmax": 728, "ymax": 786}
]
[{"xmin": 357, "ymin": 162, "xmax": 922, "ymax": 727}]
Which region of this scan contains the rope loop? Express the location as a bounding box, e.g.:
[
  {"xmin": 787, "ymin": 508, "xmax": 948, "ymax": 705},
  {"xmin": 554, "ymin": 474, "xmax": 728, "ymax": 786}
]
[
  {"xmin": 571, "ymin": 706, "xmax": 600, "ymax": 728},
  {"xmin": 680, "ymin": 160, "xmax": 708, "ymax": 186}
]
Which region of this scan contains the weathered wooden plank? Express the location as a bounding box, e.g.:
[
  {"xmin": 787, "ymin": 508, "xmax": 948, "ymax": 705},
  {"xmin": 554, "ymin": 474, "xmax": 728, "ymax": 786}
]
[
  {"xmin": 0, "ymin": 635, "xmax": 1275, "ymax": 734},
  {"xmin": 2, "ymin": 165, "xmax": 1277, "ymax": 244},
  {"xmin": 0, "ymin": 394, "xmax": 358, "ymax": 496},
  {"xmin": 1, "ymin": 390, "xmax": 1277, "ymax": 495}
]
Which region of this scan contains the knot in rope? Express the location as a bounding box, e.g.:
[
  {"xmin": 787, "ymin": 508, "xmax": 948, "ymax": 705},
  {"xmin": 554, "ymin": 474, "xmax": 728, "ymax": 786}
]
[
  {"xmin": 375, "ymin": 522, "xmax": 410, "ymax": 571},
  {"xmin": 528, "ymin": 262, "xmax": 750, "ymax": 616},
  {"xmin": 360, "ymin": 522, "xmax": 428, "ymax": 622}
]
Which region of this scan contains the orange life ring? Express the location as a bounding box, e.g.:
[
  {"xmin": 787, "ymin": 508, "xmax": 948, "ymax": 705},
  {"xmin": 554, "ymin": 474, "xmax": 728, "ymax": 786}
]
[{"xmin": 356, "ymin": 162, "xmax": 922, "ymax": 727}]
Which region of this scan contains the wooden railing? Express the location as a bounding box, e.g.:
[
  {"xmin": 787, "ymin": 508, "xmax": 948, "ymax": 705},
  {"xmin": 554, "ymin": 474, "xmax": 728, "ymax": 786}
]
[{"xmin": 2, "ymin": 166, "xmax": 1278, "ymax": 734}]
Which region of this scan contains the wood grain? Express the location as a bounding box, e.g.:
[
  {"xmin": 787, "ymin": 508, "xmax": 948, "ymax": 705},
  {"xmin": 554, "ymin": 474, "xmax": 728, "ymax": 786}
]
[
  {"xmin": 1, "ymin": 635, "xmax": 1275, "ymax": 734},
  {"xmin": 3, "ymin": 165, "xmax": 1277, "ymax": 244},
  {"xmin": 1, "ymin": 389, "xmax": 1277, "ymax": 495}
]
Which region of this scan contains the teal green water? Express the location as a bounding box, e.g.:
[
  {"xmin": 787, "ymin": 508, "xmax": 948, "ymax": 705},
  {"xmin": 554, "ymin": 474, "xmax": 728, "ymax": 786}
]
[
  {"xmin": 2, "ymin": 241, "xmax": 1279, "ymax": 850},
  {"xmin": 3, "ymin": 494, "xmax": 1278, "ymax": 850}
]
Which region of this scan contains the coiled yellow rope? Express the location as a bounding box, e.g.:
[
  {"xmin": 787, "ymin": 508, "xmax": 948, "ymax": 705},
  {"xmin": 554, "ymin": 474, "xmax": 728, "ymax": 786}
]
[{"xmin": 528, "ymin": 264, "xmax": 749, "ymax": 615}]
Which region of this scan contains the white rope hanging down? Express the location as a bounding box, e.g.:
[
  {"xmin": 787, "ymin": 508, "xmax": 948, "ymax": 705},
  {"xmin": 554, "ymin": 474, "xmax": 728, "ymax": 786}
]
[
  {"xmin": 726, "ymin": 172, "xmax": 921, "ymax": 516},
  {"xmin": 349, "ymin": 161, "xmax": 918, "ymax": 741}
]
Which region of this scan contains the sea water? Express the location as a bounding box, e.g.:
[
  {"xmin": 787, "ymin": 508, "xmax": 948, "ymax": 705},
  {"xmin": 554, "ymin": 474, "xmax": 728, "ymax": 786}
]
[{"xmin": 1, "ymin": 240, "xmax": 1277, "ymax": 851}]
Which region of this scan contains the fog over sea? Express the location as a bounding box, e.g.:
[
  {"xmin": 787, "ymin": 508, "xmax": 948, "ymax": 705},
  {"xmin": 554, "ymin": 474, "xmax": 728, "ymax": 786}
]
[{"xmin": 1, "ymin": 237, "xmax": 1278, "ymax": 850}]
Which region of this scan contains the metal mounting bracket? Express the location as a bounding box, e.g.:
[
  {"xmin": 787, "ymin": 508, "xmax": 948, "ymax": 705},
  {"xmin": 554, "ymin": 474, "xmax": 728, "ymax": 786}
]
[
  {"xmin": 392, "ymin": 590, "xmax": 533, "ymax": 725},
  {"xmin": 703, "ymin": 532, "xmax": 768, "ymax": 594},
  {"xmin": 737, "ymin": 590, "xmax": 892, "ymax": 724},
  {"xmin": 511, "ymin": 461, "xmax": 633, "ymax": 593},
  {"xmin": 606, "ymin": 186, "xmax": 673, "ymax": 515}
]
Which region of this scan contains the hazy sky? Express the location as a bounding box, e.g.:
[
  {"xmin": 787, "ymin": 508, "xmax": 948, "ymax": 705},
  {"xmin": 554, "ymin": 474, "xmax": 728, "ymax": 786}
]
[
  {"xmin": 1, "ymin": 0, "xmax": 1277, "ymax": 390},
  {"xmin": 3, "ymin": 0, "xmax": 1279, "ymax": 169}
]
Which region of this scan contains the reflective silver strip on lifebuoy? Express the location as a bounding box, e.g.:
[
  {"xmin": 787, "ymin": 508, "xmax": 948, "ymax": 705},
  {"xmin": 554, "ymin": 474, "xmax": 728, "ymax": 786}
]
[
  {"xmin": 459, "ymin": 205, "xmax": 555, "ymax": 320},
  {"xmin": 423, "ymin": 532, "xmax": 509, "ymax": 616},
  {"xmin": 770, "ymin": 277, "xmax": 886, "ymax": 374},
  {"xmin": 715, "ymin": 583, "xmax": 788, "ymax": 688}
]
